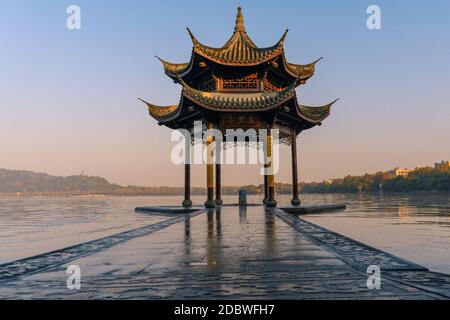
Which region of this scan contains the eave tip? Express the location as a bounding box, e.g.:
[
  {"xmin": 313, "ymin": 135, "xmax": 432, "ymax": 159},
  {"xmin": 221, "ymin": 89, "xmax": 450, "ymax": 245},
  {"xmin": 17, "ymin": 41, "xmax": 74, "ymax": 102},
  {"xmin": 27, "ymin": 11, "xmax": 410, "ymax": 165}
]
[
  {"xmin": 278, "ymin": 29, "xmax": 289, "ymax": 45},
  {"xmin": 186, "ymin": 27, "xmax": 197, "ymax": 43},
  {"xmin": 314, "ymin": 57, "xmax": 324, "ymax": 64},
  {"xmin": 331, "ymin": 98, "xmax": 340, "ymax": 105}
]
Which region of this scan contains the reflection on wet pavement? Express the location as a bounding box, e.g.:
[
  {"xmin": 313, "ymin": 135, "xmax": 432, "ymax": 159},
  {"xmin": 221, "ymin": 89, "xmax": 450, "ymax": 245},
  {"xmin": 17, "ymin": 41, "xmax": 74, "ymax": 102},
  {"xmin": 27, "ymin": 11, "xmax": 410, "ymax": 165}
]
[{"xmin": 1, "ymin": 206, "xmax": 448, "ymax": 299}]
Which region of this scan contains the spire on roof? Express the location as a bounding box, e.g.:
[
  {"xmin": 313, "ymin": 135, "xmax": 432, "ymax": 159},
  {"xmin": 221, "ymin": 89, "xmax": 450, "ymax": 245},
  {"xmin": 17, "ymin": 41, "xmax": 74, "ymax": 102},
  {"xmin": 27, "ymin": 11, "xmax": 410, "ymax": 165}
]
[{"xmin": 235, "ymin": 7, "xmax": 246, "ymax": 32}]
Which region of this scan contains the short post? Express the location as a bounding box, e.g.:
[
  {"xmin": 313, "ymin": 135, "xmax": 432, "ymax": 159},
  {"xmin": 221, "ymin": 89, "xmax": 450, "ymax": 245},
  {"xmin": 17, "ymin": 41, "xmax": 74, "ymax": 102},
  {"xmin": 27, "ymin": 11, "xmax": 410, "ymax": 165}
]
[{"xmin": 239, "ymin": 189, "xmax": 247, "ymax": 207}]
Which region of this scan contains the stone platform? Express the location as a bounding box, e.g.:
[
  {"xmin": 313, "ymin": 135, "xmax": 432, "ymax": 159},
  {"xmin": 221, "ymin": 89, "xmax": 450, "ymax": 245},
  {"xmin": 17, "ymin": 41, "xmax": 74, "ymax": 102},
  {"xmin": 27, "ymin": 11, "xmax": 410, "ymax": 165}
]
[
  {"xmin": 280, "ymin": 204, "xmax": 347, "ymax": 215},
  {"xmin": 0, "ymin": 206, "xmax": 449, "ymax": 299},
  {"xmin": 135, "ymin": 206, "xmax": 203, "ymax": 214}
]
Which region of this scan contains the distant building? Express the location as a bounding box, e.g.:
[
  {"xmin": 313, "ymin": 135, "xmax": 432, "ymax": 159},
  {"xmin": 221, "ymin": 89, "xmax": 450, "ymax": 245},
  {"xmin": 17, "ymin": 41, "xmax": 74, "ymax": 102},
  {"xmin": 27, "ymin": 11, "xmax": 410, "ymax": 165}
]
[
  {"xmin": 435, "ymin": 161, "xmax": 450, "ymax": 170},
  {"xmin": 395, "ymin": 168, "xmax": 412, "ymax": 177}
]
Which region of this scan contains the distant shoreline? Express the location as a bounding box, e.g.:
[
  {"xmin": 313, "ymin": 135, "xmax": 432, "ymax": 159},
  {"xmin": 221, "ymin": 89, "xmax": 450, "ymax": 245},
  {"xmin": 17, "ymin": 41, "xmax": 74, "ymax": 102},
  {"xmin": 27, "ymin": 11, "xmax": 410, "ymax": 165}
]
[
  {"xmin": 1, "ymin": 166, "xmax": 449, "ymax": 197},
  {"xmin": 1, "ymin": 190, "xmax": 449, "ymax": 198}
]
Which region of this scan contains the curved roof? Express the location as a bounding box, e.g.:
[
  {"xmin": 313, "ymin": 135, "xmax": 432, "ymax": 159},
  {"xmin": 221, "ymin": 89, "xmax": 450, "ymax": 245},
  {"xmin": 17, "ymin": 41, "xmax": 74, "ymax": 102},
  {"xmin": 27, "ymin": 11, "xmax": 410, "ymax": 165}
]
[
  {"xmin": 296, "ymin": 99, "xmax": 339, "ymax": 123},
  {"xmin": 155, "ymin": 57, "xmax": 190, "ymax": 76},
  {"xmin": 285, "ymin": 57, "xmax": 323, "ymax": 80},
  {"xmin": 157, "ymin": 55, "xmax": 322, "ymax": 81},
  {"xmin": 156, "ymin": 7, "xmax": 323, "ymax": 85},
  {"xmin": 139, "ymin": 93, "xmax": 338, "ymax": 125},
  {"xmin": 141, "ymin": 7, "xmax": 337, "ymax": 133},
  {"xmin": 188, "ymin": 29, "xmax": 286, "ymax": 67},
  {"xmin": 138, "ymin": 98, "xmax": 179, "ymax": 120},
  {"xmin": 181, "ymin": 79, "xmax": 298, "ymax": 112},
  {"xmin": 186, "ymin": 7, "xmax": 287, "ymax": 66}
]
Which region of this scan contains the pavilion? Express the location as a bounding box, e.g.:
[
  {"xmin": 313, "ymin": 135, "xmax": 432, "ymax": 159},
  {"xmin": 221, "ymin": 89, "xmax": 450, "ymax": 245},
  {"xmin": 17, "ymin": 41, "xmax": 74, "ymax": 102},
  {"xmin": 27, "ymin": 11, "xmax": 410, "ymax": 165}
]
[{"xmin": 140, "ymin": 7, "xmax": 337, "ymax": 208}]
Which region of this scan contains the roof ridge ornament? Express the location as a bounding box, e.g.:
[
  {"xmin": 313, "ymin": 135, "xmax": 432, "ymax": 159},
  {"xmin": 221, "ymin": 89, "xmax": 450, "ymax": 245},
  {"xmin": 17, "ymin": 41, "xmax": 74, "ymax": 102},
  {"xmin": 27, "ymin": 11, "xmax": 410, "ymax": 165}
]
[{"xmin": 235, "ymin": 7, "xmax": 246, "ymax": 33}]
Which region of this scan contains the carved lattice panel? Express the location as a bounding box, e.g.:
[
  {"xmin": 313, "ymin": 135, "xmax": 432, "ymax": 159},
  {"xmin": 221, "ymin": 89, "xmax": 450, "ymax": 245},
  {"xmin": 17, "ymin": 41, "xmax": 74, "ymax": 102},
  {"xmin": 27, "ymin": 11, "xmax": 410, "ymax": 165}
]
[{"xmin": 221, "ymin": 74, "xmax": 258, "ymax": 90}]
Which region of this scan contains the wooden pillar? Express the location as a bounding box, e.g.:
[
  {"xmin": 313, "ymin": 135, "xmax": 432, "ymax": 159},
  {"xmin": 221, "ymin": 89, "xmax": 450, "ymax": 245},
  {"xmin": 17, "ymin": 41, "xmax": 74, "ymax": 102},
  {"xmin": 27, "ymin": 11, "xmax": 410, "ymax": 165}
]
[
  {"xmin": 291, "ymin": 129, "xmax": 301, "ymax": 206},
  {"xmin": 263, "ymin": 134, "xmax": 268, "ymax": 204},
  {"xmin": 182, "ymin": 163, "xmax": 192, "ymax": 207},
  {"xmin": 215, "ymin": 142, "xmax": 223, "ymax": 205},
  {"xmin": 266, "ymin": 128, "xmax": 277, "ymax": 207},
  {"xmin": 182, "ymin": 135, "xmax": 192, "ymax": 207},
  {"xmin": 205, "ymin": 124, "xmax": 216, "ymax": 208}
]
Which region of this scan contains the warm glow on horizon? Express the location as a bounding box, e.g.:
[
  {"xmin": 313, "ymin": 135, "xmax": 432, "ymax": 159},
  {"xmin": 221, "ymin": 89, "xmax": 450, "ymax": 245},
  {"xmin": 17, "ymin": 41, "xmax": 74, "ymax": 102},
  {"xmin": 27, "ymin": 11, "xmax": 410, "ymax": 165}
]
[{"xmin": 1, "ymin": 1, "xmax": 449, "ymax": 187}]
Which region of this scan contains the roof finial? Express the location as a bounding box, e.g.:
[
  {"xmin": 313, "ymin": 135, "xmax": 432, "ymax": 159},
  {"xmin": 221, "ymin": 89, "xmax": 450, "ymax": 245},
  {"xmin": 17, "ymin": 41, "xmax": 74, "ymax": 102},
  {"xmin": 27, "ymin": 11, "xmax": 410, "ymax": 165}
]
[{"xmin": 235, "ymin": 7, "xmax": 246, "ymax": 32}]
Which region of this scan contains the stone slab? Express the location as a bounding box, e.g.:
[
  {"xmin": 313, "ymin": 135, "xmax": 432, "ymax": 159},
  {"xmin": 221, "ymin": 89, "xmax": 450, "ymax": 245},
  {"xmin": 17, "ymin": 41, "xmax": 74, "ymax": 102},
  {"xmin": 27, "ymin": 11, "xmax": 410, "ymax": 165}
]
[
  {"xmin": 135, "ymin": 206, "xmax": 203, "ymax": 214},
  {"xmin": 280, "ymin": 203, "xmax": 347, "ymax": 215}
]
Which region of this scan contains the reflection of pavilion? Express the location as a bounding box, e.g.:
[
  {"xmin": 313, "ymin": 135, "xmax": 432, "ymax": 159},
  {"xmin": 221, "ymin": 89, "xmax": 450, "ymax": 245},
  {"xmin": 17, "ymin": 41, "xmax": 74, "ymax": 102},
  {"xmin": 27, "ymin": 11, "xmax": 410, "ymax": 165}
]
[
  {"xmin": 182, "ymin": 206, "xmax": 280, "ymax": 270},
  {"xmin": 141, "ymin": 8, "xmax": 337, "ymax": 208}
]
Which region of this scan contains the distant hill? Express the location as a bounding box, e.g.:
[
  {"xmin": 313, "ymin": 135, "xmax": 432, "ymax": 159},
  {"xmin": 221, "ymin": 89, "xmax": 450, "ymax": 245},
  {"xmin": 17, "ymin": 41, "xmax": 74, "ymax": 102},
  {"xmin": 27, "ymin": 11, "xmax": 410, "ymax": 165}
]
[
  {"xmin": 0, "ymin": 168, "xmax": 223, "ymax": 196},
  {"xmin": 1, "ymin": 165, "xmax": 448, "ymax": 196},
  {"xmin": 0, "ymin": 168, "xmax": 265, "ymax": 196},
  {"xmin": 0, "ymin": 168, "xmax": 121, "ymax": 195}
]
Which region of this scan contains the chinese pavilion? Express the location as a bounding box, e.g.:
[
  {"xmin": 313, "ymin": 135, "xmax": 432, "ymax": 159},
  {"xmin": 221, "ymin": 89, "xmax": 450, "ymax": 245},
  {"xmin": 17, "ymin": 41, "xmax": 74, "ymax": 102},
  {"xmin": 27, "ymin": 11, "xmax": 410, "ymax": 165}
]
[{"xmin": 140, "ymin": 7, "xmax": 338, "ymax": 208}]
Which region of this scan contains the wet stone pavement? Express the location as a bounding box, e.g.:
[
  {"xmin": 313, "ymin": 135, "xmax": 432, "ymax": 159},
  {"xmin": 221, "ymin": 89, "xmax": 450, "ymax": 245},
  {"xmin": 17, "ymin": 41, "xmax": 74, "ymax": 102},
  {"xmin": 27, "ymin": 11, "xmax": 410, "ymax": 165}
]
[{"xmin": 0, "ymin": 206, "xmax": 449, "ymax": 299}]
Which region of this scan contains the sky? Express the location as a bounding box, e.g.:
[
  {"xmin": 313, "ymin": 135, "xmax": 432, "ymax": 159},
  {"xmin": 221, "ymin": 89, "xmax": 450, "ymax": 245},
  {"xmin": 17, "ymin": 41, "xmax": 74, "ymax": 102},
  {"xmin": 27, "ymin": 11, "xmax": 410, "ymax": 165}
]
[{"xmin": 0, "ymin": 0, "xmax": 449, "ymax": 187}]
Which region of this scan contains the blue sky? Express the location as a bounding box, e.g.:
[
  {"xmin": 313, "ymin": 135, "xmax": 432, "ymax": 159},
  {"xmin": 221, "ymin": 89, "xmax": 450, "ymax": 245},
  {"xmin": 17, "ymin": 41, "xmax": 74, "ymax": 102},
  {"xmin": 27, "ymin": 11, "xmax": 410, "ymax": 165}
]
[{"xmin": 1, "ymin": 0, "xmax": 449, "ymax": 186}]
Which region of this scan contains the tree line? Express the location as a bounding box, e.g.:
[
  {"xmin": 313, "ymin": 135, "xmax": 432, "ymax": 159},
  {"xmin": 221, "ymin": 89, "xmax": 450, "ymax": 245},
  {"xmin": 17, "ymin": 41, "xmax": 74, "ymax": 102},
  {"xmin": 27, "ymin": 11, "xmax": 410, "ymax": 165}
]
[
  {"xmin": 1, "ymin": 166, "xmax": 449, "ymax": 196},
  {"xmin": 299, "ymin": 166, "xmax": 450, "ymax": 193}
]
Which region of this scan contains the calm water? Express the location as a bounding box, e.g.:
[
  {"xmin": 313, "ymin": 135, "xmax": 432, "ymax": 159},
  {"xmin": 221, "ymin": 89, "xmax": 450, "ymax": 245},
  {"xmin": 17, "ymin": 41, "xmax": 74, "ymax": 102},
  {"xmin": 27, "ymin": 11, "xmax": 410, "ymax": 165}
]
[{"xmin": 0, "ymin": 193, "xmax": 449, "ymax": 274}]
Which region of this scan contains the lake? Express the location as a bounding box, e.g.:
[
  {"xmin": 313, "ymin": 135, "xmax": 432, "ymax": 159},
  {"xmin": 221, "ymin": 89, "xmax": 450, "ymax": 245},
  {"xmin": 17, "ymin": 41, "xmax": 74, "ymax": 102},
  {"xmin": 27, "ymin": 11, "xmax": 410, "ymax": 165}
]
[{"xmin": 0, "ymin": 193, "xmax": 449, "ymax": 274}]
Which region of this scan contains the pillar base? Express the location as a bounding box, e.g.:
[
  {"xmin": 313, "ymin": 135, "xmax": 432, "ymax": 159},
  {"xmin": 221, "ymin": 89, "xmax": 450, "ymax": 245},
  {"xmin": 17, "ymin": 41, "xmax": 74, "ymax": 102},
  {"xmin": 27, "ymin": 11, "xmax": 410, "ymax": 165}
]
[
  {"xmin": 182, "ymin": 199, "xmax": 193, "ymax": 208},
  {"xmin": 215, "ymin": 198, "xmax": 223, "ymax": 206},
  {"xmin": 204, "ymin": 200, "xmax": 216, "ymax": 208},
  {"xmin": 291, "ymin": 198, "xmax": 301, "ymax": 206},
  {"xmin": 265, "ymin": 199, "xmax": 277, "ymax": 207},
  {"xmin": 262, "ymin": 198, "xmax": 267, "ymax": 205}
]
